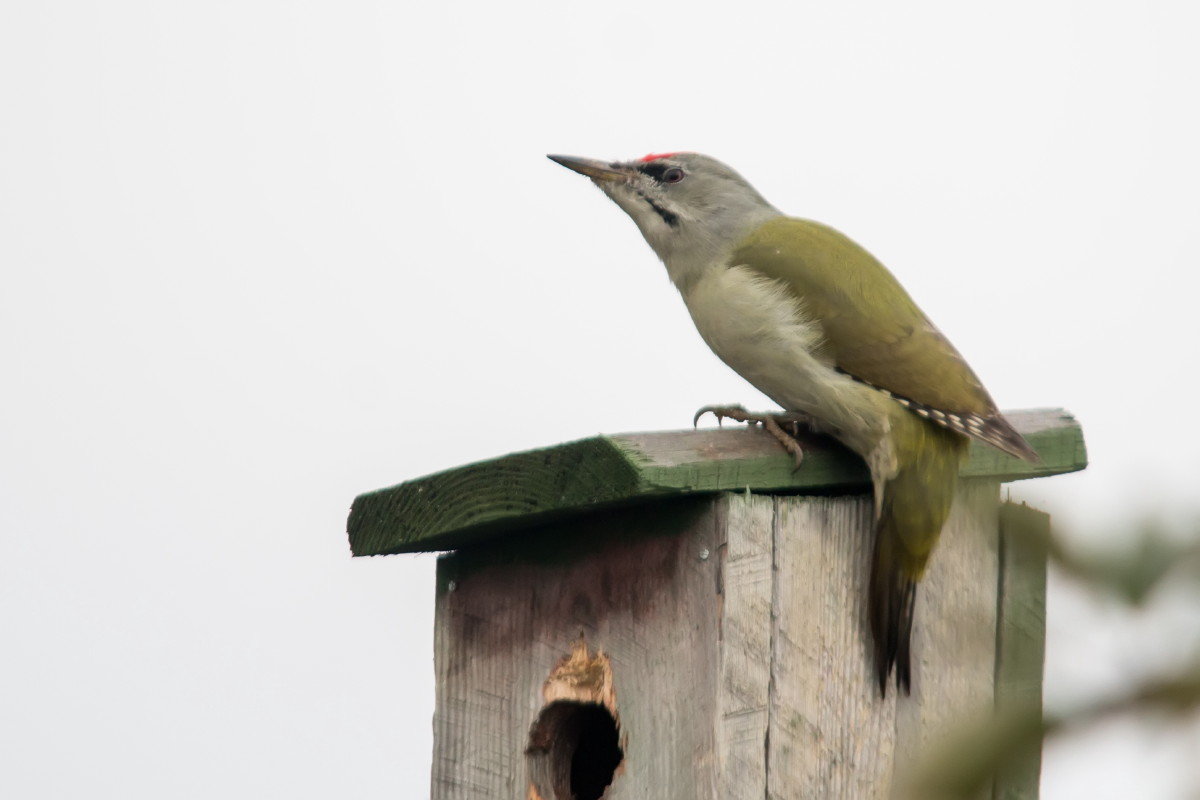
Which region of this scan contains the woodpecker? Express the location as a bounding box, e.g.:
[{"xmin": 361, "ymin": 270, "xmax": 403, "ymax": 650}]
[{"xmin": 549, "ymin": 152, "xmax": 1039, "ymax": 693}]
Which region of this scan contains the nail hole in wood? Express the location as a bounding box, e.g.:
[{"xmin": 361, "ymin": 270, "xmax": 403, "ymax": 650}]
[{"xmin": 526, "ymin": 700, "xmax": 623, "ymax": 800}]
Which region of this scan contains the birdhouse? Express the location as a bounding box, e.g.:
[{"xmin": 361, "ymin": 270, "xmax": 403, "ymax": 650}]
[{"xmin": 347, "ymin": 409, "xmax": 1085, "ymax": 799}]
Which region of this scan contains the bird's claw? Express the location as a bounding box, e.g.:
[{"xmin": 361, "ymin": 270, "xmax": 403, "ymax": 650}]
[
  {"xmin": 693, "ymin": 404, "xmax": 750, "ymax": 428},
  {"xmin": 691, "ymin": 404, "xmax": 808, "ymax": 472}
]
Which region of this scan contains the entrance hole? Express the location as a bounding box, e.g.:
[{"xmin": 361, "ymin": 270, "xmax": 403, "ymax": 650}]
[{"xmin": 526, "ymin": 700, "xmax": 623, "ymax": 800}]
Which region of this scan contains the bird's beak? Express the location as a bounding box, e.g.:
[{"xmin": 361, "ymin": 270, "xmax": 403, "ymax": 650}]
[{"xmin": 547, "ymin": 154, "xmax": 630, "ymax": 183}]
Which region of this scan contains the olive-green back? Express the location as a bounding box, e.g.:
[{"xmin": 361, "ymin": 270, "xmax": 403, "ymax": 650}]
[{"xmin": 729, "ymin": 217, "xmax": 997, "ymax": 417}]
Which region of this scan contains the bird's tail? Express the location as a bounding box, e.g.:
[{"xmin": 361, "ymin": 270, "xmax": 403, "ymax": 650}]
[
  {"xmin": 868, "ymin": 529, "xmax": 919, "ymax": 694},
  {"xmin": 868, "ymin": 422, "xmax": 967, "ymax": 695}
]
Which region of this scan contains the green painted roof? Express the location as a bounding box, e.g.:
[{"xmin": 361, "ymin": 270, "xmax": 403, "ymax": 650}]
[{"xmin": 347, "ymin": 408, "xmax": 1086, "ymax": 556}]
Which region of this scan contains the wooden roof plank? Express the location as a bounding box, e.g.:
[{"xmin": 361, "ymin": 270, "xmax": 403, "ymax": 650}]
[{"xmin": 348, "ymin": 408, "xmax": 1085, "ymax": 556}]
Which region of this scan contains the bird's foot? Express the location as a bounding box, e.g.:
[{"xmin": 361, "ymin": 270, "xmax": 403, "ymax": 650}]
[{"xmin": 693, "ymin": 404, "xmax": 808, "ymax": 470}]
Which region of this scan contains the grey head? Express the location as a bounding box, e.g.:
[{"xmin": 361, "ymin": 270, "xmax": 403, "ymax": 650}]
[{"xmin": 549, "ymin": 152, "xmax": 781, "ymax": 288}]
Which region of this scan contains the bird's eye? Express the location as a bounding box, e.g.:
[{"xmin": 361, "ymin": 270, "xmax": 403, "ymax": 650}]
[{"xmin": 662, "ymin": 167, "xmax": 685, "ymax": 184}]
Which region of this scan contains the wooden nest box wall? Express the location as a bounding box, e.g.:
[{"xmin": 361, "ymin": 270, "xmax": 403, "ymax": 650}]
[{"xmin": 347, "ymin": 410, "xmax": 1086, "ymax": 799}]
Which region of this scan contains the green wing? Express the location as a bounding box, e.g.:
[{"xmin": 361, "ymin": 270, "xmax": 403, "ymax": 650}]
[{"xmin": 730, "ymin": 216, "xmax": 1037, "ymax": 460}]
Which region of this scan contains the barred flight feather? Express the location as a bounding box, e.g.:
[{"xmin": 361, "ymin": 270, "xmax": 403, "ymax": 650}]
[{"xmin": 851, "ymin": 377, "xmax": 1040, "ymax": 462}]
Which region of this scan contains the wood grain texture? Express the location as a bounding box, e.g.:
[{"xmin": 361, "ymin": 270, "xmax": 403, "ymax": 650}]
[
  {"xmin": 428, "ymin": 487, "xmax": 1045, "ymax": 799},
  {"xmin": 763, "ymin": 482, "xmax": 1000, "ymax": 799},
  {"xmin": 349, "ymin": 409, "xmax": 1085, "ymax": 556},
  {"xmin": 893, "ymin": 481, "xmax": 1001, "ymax": 799},
  {"xmin": 714, "ymin": 494, "xmax": 774, "ymax": 799},
  {"xmin": 769, "ymin": 493, "xmax": 898, "ymax": 799},
  {"xmin": 430, "ymin": 499, "xmax": 724, "ymax": 800},
  {"xmin": 992, "ymin": 503, "xmax": 1050, "ymax": 800}
]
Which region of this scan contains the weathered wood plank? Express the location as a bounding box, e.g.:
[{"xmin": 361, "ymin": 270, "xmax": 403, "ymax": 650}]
[
  {"xmin": 431, "ymin": 499, "xmax": 723, "ymax": 800},
  {"xmin": 762, "ymin": 483, "xmax": 1001, "ymax": 798},
  {"xmin": 350, "ymin": 409, "xmax": 1085, "ymax": 556},
  {"xmin": 430, "ymin": 490, "xmax": 1044, "ymax": 799},
  {"xmin": 768, "ymin": 494, "xmax": 898, "ymax": 799},
  {"xmin": 992, "ymin": 502, "xmax": 1049, "ymax": 800},
  {"xmin": 714, "ymin": 495, "xmax": 774, "ymax": 799},
  {"xmin": 893, "ymin": 481, "xmax": 1001, "ymax": 799}
]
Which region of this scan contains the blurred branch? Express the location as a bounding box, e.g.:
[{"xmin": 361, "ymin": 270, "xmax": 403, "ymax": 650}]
[
  {"xmin": 904, "ymin": 515, "xmax": 1200, "ymax": 799},
  {"xmin": 1013, "ymin": 516, "xmax": 1200, "ymax": 604},
  {"xmin": 906, "ymin": 660, "xmax": 1200, "ymax": 799}
]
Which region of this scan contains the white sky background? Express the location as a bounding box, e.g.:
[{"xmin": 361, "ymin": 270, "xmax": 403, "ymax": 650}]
[{"xmin": 2, "ymin": 1, "xmax": 1198, "ymax": 797}]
